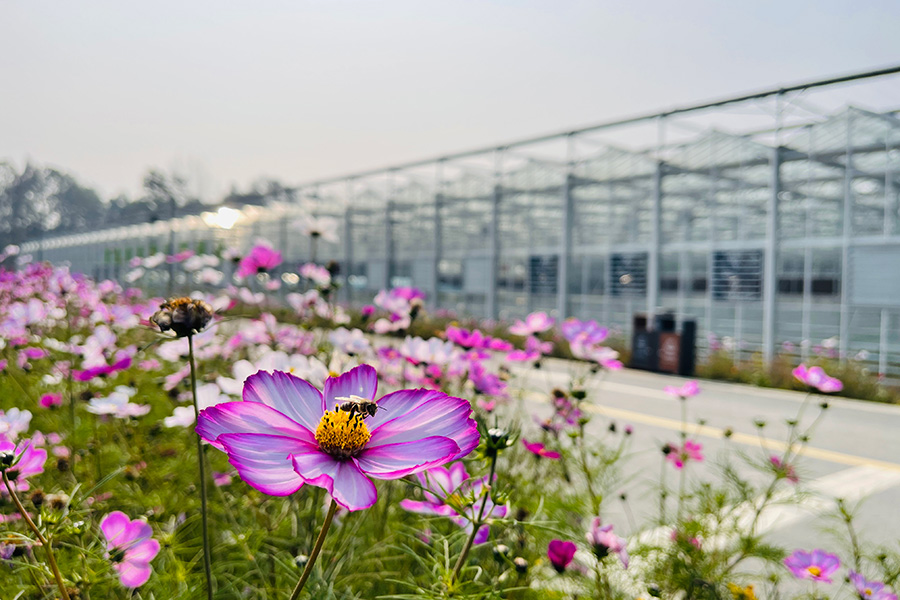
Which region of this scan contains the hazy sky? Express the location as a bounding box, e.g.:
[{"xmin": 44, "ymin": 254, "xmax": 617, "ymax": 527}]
[{"xmin": 2, "ymin": 1, "xmax": 898, "ymax": 200}]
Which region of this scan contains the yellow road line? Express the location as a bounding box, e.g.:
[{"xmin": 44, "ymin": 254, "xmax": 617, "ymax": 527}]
[{"xmin": 524, "ymin": 392, "xmax": 900, "ymax": 474}]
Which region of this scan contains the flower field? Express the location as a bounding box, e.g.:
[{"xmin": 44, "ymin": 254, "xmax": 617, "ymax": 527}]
[{"xmin": 0, "ymin": 251, "xmax": 898, "ymax": 600}]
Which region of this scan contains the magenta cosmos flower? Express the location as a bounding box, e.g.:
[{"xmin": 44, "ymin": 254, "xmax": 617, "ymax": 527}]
[
  {"xmin": 792, "ymin": 364, "xmax": 843, "ymax": 393},
  {"xmin": 522, "ymin": 439, "xmax": 561, "ymax": 459},
  {"xmin": 399, "ymin": 462, "xmax": 508, "ymax": 544},
  {"xmin": 236, "ymin": 244, "xmax": 283, "ymax": 278},
  {"xmin": 100, "ymin": 511, "xmax": 160, "ymax": 588},
  {"xmin": 850, "ymin": 571, "xmax": 898, "ymax": 600},
  {"xmin": 586, "ymin": 518, "xmax": 629, "ymax": 568},
  {"xmin": 0, "ymin": 436, "xmax": 47, "ymax": 493},
  {"xmin": 666, "ymin": 440, "xmax": 703, "ymax": 469},
  {"xmin": 196, "ymin": 365, "xmax": 479, "ymax": 511},
  {"xmin": 547, "ymin": 539, "xmax": 577, "ymax": 573},
  {"xmin": 784, "ymin": 548, "xmax": 841, "ymax": 583}
]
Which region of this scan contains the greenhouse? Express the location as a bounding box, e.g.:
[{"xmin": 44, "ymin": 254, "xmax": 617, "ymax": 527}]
[{"xmin": 19, "ymin": 67, "xmax": 900, "ymax": 375}]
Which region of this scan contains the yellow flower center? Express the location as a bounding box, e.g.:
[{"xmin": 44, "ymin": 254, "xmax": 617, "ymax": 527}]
[
  {"xmin": 865, "ymin": 589, "xmax": 873, "ymax": 597},
  {"xmin": 314, "ymin": 409, "xmax": 371, "ymax": 459},
  {"xmin": 807, "ymin": 566, "xmax": 821, "ymax": 577}
]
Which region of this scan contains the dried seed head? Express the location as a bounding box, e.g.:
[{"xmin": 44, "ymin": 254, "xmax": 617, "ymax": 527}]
[{"xmin": 150, "ymin": 297, "xmax": 214, "ymax": 338}]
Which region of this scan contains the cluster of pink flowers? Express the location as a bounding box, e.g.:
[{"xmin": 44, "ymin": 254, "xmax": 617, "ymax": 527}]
[
  {"xmin": 665, "ymin": 440, "xmax": 704, "ymax": 469},
  {"xmin": 370, "ymin": 287, "xmax": 425, "ymax": 334},
  {"xmin": 792, "ymin": 364, "xmax": 843, "ymax": 393}
]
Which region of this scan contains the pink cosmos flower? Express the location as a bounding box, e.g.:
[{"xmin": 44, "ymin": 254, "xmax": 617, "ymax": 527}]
[
  {"xmin": 792, "ymin": 364, "xmax": 843, "ymax": 393},
  {"xmin": 586, "ymin": 518, "xmax": 629, "ymax": 568},
  {"xmin": 399, "ymin": 463, "xmax": 508, "ymax": 544},
  {"xmin": 445, "ymin": 326, "xmax": 513, "ymax": 351},
  {"xmin": 770, "ymin": 456, "xmax": 799, "ymax": 483},
  {"xmin": 196, "ymin": 365, "xmax": 479, "ymax": 511},
  {"xmin": 784, "ymin": 548, "xmax": 840, "ymax": 583},
  {"xmin": 213, "ymin": 472, "xmax": 233, "ymax": 487},
  {"xmin": 850, "ymin": 571, "xmax": 898, "ymax": 600},
  {"xmin": 666, "ymin": 440, "xmax": 703, "ymax": 469},
  {"xmin": 360, "ymin": 305, "xmax": 376, "ymax": 318},
  {"xmin": 0, "ymin": 436, "xmax": 47, "ymax": 493},
  {"xmin": 299, "ymin": 263, "xmax": 332, "ymax": 287},
  {"xmin": 506, "ymin": 336, "xmax": 553, "ymax": 363},
  {"xmin": 509, "ymin": 311, "xmax": 555, "ymax": 336},
  {"xmin": 39, "ymin": 393, "xmax": 63, "ymax": 409},
  {"xmin": 547, "ymin": 539, "xmax": 577, "ymax": 573},
  {"xmin": 468, "ymin": 362, "xmax": 507, "ymax": 397},
  {"xmin": 561, "ymin": 318, "xmax": 609, "ymax": 345},
  {"xmin": 100, "ymin": 511, "xmax": 160, "ymax": 588},
  {"xmin": 236, "ymin": 244, "xmax": 283, "ymax": 278},
  {"xmin": 664, "ymin": 380, "xmax": 700, "ymax": 398},
  {"xmin": 522, "ymin": 439, "xmax": 561, "ymax": 459}
]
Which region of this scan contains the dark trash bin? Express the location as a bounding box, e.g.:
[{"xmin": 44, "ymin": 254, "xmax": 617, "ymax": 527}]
[
  {"xmin": 630, "ymin": 313, "xmax": 659, "ymax": 371},
  {"xmin": 629, "ymin": 313, "xmax": 696, "ymax": 376}
]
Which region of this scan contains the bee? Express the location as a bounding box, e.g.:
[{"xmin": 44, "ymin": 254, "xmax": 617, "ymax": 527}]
[{"xmin": 335, "ymin": 395, "xmax": 385, "ymax": 419}]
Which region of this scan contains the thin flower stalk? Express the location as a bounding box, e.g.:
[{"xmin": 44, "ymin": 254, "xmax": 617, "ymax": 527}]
[
  {"xmin": 451, "ymin": 451, "xmax": 498, "ymax": 583},
  {"xmin": 188, "ymin": 334, "xmax": 214, "ymax": 600},
  {"xmin": 290, "ymin": 499, "xmax": 339, "ymax": 600},
  {"xmin": 2, "ymin": 472, "xmax": 71, "ymax": 600}
]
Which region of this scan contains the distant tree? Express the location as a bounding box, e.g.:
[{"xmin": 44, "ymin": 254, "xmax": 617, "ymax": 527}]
[{"xmin": 0, "ymin": 162, "xmax": 106, "ymax": 243}]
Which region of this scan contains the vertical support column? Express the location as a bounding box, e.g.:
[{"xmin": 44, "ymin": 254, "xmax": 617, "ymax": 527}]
[
  {"xmin": 677, "ymin": 248, "xmax": 688, "ymax": 325},
  {"xmin": 801, "ymin": 246, "xmax": 812, "ymax": 361},
  {"xmin": 487, "ymin": 177, "xmax": 501, "ymax": 320},
  {"xmin": 432, "ymin": 161, "xmax": 444, "ymax": 310},
  {"xmin": 762, "ymin": 144, "xmax": 781, "ymax": 365},
  {"xmin": 432, "ymin": 196, "xmax": 443, "ymax": 309},
  {"xmin": 384, "ymin": 200, "xmax": 394, "ymax": 289},
  {"xmin": 342, "ymin": 205, "xmax": 353, "ymax": 304},
  {"xmin": 839, "ymin": 112, "xmax": 854, "ymax": 361},
  {"xmin": 647, "ymin": 160, "xmax": 663, "ymax": 321},
  {"xmin": 557, "ymin": 134, "xmax": 575, "ymax": 319},
  {"xmin": 706, "ymin": 167, "xmax": 717, "ymax": 346},
  {"xmin": 885, "ymin": 130, "xmax": 896, "ymax": 236}
]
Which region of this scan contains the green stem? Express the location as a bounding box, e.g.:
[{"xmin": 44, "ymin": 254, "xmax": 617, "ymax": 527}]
[
  {"xmin": 3, "ymin": 473, "xmax": 71, "ymax": 600},
  {"xmin": 188, "ymin": 335, "xmax": 214, "ymax": 600},
  {"xmin": 290, "ymin": 498, "xmax": 338, "ymax": 600},
  {"xmin": 451, "ymin": 452, "xmax": 498, "ymax": 583},
  {"xmin": 578, "ymin": 430, "xmax": 600, "ymax": 515}
]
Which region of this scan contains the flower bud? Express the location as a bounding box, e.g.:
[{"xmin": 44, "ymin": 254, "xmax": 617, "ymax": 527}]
[
  {"xmin": 513, "ymin": 557, "xmax": 528, "ymax": 574},
  {"xmin": 484, "ymin": 427, "xmax": 512, "ymax": 458},
  {"xmin": 294, "ymin": 554, "xmax": 309, "ymax": 569},
  {"xmin": 492, "ymin": 544, "xmax": 510, "ymax": 561}
]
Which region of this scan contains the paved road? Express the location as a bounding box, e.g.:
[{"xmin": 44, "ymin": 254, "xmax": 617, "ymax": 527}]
[{"xmin": 509, "ymin": 359, "xmax": 900, "ymax": 552}]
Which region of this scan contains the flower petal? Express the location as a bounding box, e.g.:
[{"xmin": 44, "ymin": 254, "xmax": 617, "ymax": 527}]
[
  {"xmin": 125, "ymin": 539, "xmax": 160, "ymax": 564},
  {"xmin": 368, "ymin": 389, "xmax": 478, "ymax": 460},
  {"xmin": 243, "ymin": 370, "xmax": 325, "ymax": 432},
  {"xmin": 217, "ymin": 433, "xmax": 314, "ymax": 496},
  {"xmin": 116, "ymin": 560, "xmax": 152, "ymax": 588},
  {"xmin": 356, "ymin": 436, "xmax": 460, "ymax": 479},
  {"xmin": 115, "ymin": 520, "xmax": 153, "ymax": 548},
  {"xmin": 196, "ymin": 401, "xmax": 314, "ymax": 450},
  {"xmin": 323, "ymin": 365, "xmax": 378, "ymax": 406},
  {"xmin": 100, "ymin": 511, "xmax": 131, "ymax": 545},
  {"xmin": 291, "ymin": 452, "xmax": 377, "ymax": 511},
  {"xmin": 398, "ymin": 499, "xmax": 456, "ymax": 517}
]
